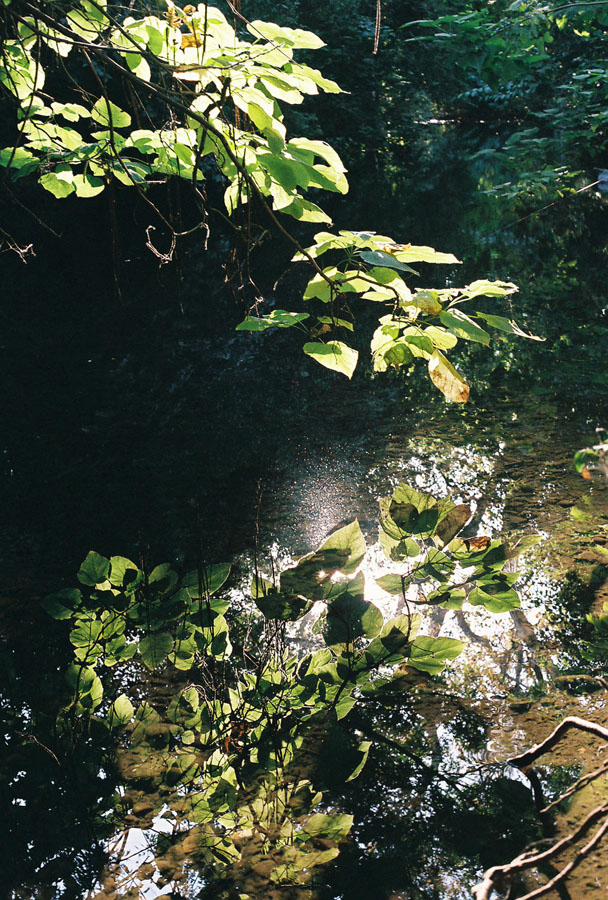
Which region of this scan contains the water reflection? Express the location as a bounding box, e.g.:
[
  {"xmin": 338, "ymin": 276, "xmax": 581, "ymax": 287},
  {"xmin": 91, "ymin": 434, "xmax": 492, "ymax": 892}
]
[
  {"xmin": 3, "ymin": 108, "xmax": 608, "ymax": 900},
  {"xmin": 6, "ymin": 466, "xmax": 608, "ymax": 900}
]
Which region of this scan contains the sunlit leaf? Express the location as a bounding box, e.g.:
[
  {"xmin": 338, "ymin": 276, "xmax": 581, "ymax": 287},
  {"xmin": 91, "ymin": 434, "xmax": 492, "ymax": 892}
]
[
  {"xmin": 90, "ymin": 97, "xmax": 131, "ymax": 128},
  {"xmin": 359, "ymin": 249, "xmax": 418, "ymax": 274},
  {"xmin": 388, "ymin": 484, "xmax": 438, "ymax": 535},
  {"xmin": 139, "ymin": 632, "xmax": 174, "ymax": 670},
  {"xmin": 425, "ymin": 325, "xmax": 458, "ymax": 350},
  {"xmin": 248, "ymin": 20, "xmax": 326, "ymax": 49},
  {"xmin": 148, "ymin": 563, "xmax": 178, "ymax": 594},
  {"xmin": 412, "ymin": 290, "xmax": 442, "ymax": 315},
  {"xmin": 439, "ymin": 309, "xmax": 491, "ymax": 345},
  {"xmin": 317, "ymin": 315, "xmax": 354, "ymax": 331},
  {"xmin": 254, "ymin": 581, "xmax": 313, "ymax": 620},
  {"xmin": 461, "ymin": 279, "xmax": 518, "ymax": 300},
  {"xmin": 281, "ymin": 520, "xmax": 366, "ymax": 598},
  {"xmin": 303, "ymin": 341, "xmax": 358, "ymax": 378},
  {"xmin": 469, "ymin": 580, "xmax": 520, "ymax": 613},
  {"xmin": 408, "ymin": 635, "xmax": 465, "ymax": 674},
  {"xmin": 72, "ymin": 173, "xmax": 105, "ymax": 198},
  {"xmin": 39, "ymin": 171, "xmax": 74, "ymax": 198},
  {"xmin": 390, "ymin": 244, "xmax": 461, "ymax": 265},
  {"xmin": 302, "ymin": 812, "xmax": 353, "ymax": 839},
  {"xmin": 376, "ymin": 574, "xmax": 407, "ymax": 595},
  {"xmin": 108, "ymin": 693, "xmax": 134, "ymax": 726},
  {"xmin": 109, "ymin": 556, "xmax": 140, "ymax": 588},
  {"xmin": 236, "ymin": 310, "xmax": 309, "ymax": 331},
  {"xmin": 78, "ymin": 551, "xmax": 110, "ymax": 587}
]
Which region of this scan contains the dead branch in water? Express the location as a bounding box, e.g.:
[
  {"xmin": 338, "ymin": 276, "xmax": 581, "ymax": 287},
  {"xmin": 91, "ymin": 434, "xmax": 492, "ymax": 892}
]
[{"xmin": 472, "ymin": 717, "xmax": 608, "ymax": 900}]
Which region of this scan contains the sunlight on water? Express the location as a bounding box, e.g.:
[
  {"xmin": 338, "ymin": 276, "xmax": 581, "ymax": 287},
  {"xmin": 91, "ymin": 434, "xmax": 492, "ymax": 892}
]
[{"xmin": 93, "ymin": 810, "xmax": 205, "ymax": 900}]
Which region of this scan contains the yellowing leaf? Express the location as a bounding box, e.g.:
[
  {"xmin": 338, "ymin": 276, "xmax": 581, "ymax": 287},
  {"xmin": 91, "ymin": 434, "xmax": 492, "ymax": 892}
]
[{"xmin": 428, "ymin": 350, "xmax": 469, "ymax": 403}]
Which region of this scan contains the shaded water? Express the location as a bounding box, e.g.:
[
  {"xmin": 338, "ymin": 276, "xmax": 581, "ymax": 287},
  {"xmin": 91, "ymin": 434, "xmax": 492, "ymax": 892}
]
[{"xmin": 2, "ymin": 125, "xmax": 608, "ymax": 900}]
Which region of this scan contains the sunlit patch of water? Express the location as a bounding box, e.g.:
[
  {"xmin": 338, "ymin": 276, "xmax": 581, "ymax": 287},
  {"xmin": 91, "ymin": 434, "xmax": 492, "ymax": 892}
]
[{"xmin": 90, "ymin": 809, "xmax": 205, "ymax": 900}]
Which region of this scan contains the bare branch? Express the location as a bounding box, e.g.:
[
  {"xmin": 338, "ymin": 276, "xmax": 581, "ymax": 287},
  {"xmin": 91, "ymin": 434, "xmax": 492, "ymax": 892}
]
[{"xmin": 509, "ymin": 717, "xmax": 608, "ymax": 768}]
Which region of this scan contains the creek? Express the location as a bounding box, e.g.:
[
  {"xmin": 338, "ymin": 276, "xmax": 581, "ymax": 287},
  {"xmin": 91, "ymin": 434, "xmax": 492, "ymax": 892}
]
[{"xmin": 2, "ymin": 125, "xmax": 608, "ymax": 900}]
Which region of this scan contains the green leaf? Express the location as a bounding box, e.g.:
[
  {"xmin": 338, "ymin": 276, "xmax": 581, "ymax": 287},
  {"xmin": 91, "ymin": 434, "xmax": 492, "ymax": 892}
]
[
  {"xmin": 304, "ymin": 648, "xmax": 334, "ymax": 675},
  {"xmin": 362, "ymin": 613, "xmax": 420, "ymax": 666},
  {"xmin": 439, "ymin": 309, "xmax": 491, "ymax": 345},
  {"xmin": 248, "ymin": 20, "xmax": 326, "ymax": 49},
  {"xmin": 91, "ymin": 97, "xmax": 132, "ymax": 129},
  {"xmin": 346, "ymin": 740, "xmax": 372, "ymax": 781},
  {"xmin": 428, "ymin": 350, "xmax": 470, "ymax": 403},
  {"xmin": 476, "ymin": 312, "xmax": 544, "ymax": 341},
  {"xmin": 148, "ymin": 563, "xmax": 178, "ymax": 594},
  {"xmin": 78, "ymin": 551, "xmax": 110, "ymax": 587},
  {"xmin": 291, "ymin": 63, "xmax": 342, "ymax": 94},
  {"xmin": 42, "ymin": 588, "xmax": 81, "ymax": 620},
  {"xmin": 51, "ymin": 101, "xmax": 90, "ymax": 121},
  {"xmin": 408, "ymin": 635, "xmax": 465, "ymax": 674},
  {"xmin": 390, "ymin": 245, "xmax": 461, "ymax": 265},
  {"xmin": 182, "ymin": 563, "xmax": 231, "ymax": 597},
  {"xmin": 425, "ymin": 325, "xmax": 458, "ymax": 350},
  {"xmin": 0, "ymin": 146, "xmax": 39, "ymax": 176},
  {"xmin": 379, "ymin": 528, "xmax": 420, "ymax": 561},
  {"xmin": 469, "ymin": 580, "xmax": 521, "ymax": 613},
  {"xmin": 324, "ymin": 573, "xmax": 382, "ymax": 647},
  {"xmin": 39, "ymin": 172, "xmax": 74, "ymax": 198},
  {"xmin": 461, "ymin": 279, "xmax": 518, "ymax": 300},
  {"xmin": 335, "ymin": 691, "xmax": 357, "ymax": 720},
  {"xmin": 412, "ymin": 290, "xmax": 443, "ymax": 315},
  {"xmin": 302, "ymin": 812, "xmax": 353, "ymax": 839},
  {"xmin": 317, "ymin": 520, "xmax": 367, "ymax": 575},
  {"xmin": 236, "ymin": 310, "xmax": 309, "ymax": 331},
  {"xmin": 376, "ymin": 574, "xmax": 407, "ymax": 595},
  {"xmin": 288, "ymin": 137, "xmax": 346, "ymax": 174},
  {"xmin": 359, "ymin": 249, "xmax": 419, "ymax": 274},
  {"xmin": 66, "ymin": 8, "xmax": 104, "ymax": 39},
  {"xmin": 280, "ymin": 196, "xmax": 332, "ymax": 223},
  {"xmin": 382, "ymin": 341, "xmax": 414, "ymax": 372},
  {"xmin": 109, "ymin": 556, "xmax": 140, "ymax": 588},
  {"xmin": 303, "ymin": 341, "xmax": 358, "ymax": 378},
  {"xmin": 317, "ymin": 315, "xmax": 353, "ymax": 331},
  {"xmin": 281, "ymin": 520, "xmax": 366, "ymax": 599},
  {"xmin": 108, "ymin": 693, "xmax": 134, "ymax": 727},
  {"xmin": 426, "ymin": 586, "xmax": 466, "ymax": 609},
  {"xmin": 388, "ymin": 484, "xmax": 438, "ymax": 536},
  {"xmin": 139, "ymin": 632, "xmax": 174, "ymax": 670},
  {"xmin": 255, "ymin": 583, "xmax": 313, "ymax": 621},
  {"xmin": 72, "ymin": 173, "xmax": 105, "ymax": 198},
  {"xmin": 402, "ymin": 331, "xmax": 434, "ymax": 358},
  {"xmin": 65, "ymin": 664, "xmax": 103, "ymax": 709},
  {"xmin": 418, "ymin": 548, "xmax": 455, "ymax": 582}
]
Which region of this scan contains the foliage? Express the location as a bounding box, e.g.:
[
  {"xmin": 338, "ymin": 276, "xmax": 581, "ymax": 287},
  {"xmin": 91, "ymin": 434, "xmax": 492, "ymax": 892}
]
[
  {"xmin": 0, "ymin": 0, "xmax": 539, "ymax": 396},
  {"xmin": 248, "ymin": 228, "xmax": 540, "ymax": 396},
  {"xmin": 403, "ymin": 0, "xmax": 608, "ymax": 200},
  {"xmin": 37, "ymin": 483, "xmax": 525, "ymax": 889}
]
